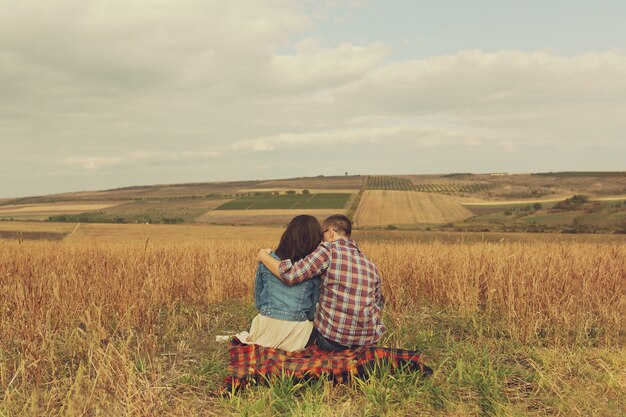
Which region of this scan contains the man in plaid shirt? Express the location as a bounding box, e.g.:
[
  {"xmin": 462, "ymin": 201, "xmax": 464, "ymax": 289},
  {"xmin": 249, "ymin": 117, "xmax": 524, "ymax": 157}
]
[{"xmin": 258, "ymin": 214, "xmax": 385, "ymax": 351}]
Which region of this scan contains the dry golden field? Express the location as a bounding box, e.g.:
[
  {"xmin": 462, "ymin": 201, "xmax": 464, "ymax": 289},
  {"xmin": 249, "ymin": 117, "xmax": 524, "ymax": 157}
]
[
  {"xmin": 0, "ymin": 231, "xmax": 624, "ymax": 415},
  {"xmin": 2, "ymin": 220, "xmax": 625, "ymax": 245},
  {"xmin": 196, "ymin": 209, "xmax": 347, "ymax": 226},
  {"xmin": 63, "ymin": 223, "xmax": 284, "ymax": 243},
  {"xmin": 0, "ymin": 221, "xmax": 77, "ymax": 234},
  {"xmin": 354, "ymin": 190, "xmax": 474, "ymax": 226}
]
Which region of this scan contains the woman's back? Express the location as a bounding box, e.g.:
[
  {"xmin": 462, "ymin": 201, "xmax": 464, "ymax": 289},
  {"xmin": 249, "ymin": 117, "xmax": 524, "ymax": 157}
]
[{"xmin": 255, "ymin": 252, "xmax": 320, "ymax": 322}]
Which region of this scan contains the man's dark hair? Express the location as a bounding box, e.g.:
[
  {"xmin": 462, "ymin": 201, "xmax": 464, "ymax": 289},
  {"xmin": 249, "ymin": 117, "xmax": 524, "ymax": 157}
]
[
  {"xmin": 323, "ymin": 214, "xmax": 352, "ymax": 237},
  {"xmin": 275, "ymin": 215, "xmax": 323, "ymax": 262}
]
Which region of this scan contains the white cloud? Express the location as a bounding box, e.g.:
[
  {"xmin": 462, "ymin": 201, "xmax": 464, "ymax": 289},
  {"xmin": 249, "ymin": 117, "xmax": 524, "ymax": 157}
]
[
  {"xmin": 335, "ymin": 49, "xmax": 626, "ymax": 112},
  {"xmin": 227, "ymin": 49, "xmax": 626, "ymax": 153},
  {"xmin": 231, "ymin": 123, "xmax": 516, "ymax": 152},
  {"xmin": 62, "ymin": 149, "xmax": 221, "ymax": 171},
  {"xmin": 267, "ymin": 38, "xmax": 390, "ymax": 91},
  {"xmin": 1, "ymin": 1, "xmax": 625, "ymax": 196},
  {"xmin": 326, "ymin": 49, "xmax": 626, "ymax": 147}
]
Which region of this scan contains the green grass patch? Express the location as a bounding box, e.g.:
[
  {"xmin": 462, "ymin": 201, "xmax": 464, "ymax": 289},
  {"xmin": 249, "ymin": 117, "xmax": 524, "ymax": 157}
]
[
  {"xmin": 463, "ymin": 201, "xmax": 559, "ymax": 215},
  {"xmin": 214, "ymin": 305, "xmax": 625, "ymax": 416},
  {"xmin": 48, "ymin": 210, "xmax": 188, "ymax": 224},
  {"xmin": 458, "ymin": 199, "xmax": 626, "ymax": 233},
  {"xmin": 3, "ymin": 297, "xmax": 623, "ymax": 415},
  {"xmin": 519, "ymin": 212, "xmax": 580, "ymax": 225}
]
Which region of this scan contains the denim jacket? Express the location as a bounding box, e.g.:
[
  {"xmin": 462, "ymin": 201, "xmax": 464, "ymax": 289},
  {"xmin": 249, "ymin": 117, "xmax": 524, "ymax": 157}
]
[{"xmin": 254, "ymin": 252, "xmax": 320, "ymax": 321}]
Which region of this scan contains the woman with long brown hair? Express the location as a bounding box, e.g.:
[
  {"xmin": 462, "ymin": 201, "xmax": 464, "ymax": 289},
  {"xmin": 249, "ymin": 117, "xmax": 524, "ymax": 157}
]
[{"xmin": 242, "ymin": 215, "xmax": 322, "ymax": 351}]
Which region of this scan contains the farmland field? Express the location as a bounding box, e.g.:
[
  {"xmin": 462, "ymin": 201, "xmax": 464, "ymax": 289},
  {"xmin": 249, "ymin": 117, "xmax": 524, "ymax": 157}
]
[
  {"xmin": 0, "ymin": 221, "xmax": 285, "ymax": 243},
  {"xmin": 215, "ymin": 193, "xmax": 352, "ymax": 210},
  {"xmin": 0, "ymin": 202, "xmax": 122, "ymax": 220},
  {"xmin": 0, "ymin": 221, "xmax": 77, "ymax": 234},
  {"xmin": 0, "ymin": 229, "xmax": 623, "ymax": 416},
  {"xmin": 5, "ymin": 181, "xmax": 263, "ymax": 204},
  {"xmin": 1, "ymin": 173, "xmax": 624, "ymax": 231},
  {"xmin": 354, "ymin": 190, "xmax": 474, "ymax": 226},
  {"xmin": 0, "ymin": 203, "xmax": 120, "ymax": 213},
  {"xmin": 0, "ymin": 198, "xmax": 228, "ymax": 223},
  {"xmin": 455, "ymin": 196, "xmax": 626, "ymax": 233},
  {"xmin": 2, "ymin": 220, "xmax": 625, "ymax": 244},
  {"xmin": 197, "ymin": 209, "xmax": 346, "ymax": 226},
  {"xmin": 365, "ymin": 176, "xmax": 417, "ymax": 191},
  {"xmin": 2, "ymin": 175, "xmax": 626, "ymax": 414},
  {"xmin": 365, "ymin": 176, "xmax": 494, "ymax": 194},
  {"xmin": 253, "ymin": 176, "xmax": 364, "ymax": 190},
  {"xmin": 408, "ymin": 173, "xmax": 626, "ymax": 200},
  {"xmin": 236, "ymin": 188, "xmax": 356, "ymax": 194},
  {"xmin": 412, "ymin": 182, "xmax": 494, "ymax": 194},
  {"xmin": 532, "ymin": 171, "xmax": 626, "ymax": 177}
]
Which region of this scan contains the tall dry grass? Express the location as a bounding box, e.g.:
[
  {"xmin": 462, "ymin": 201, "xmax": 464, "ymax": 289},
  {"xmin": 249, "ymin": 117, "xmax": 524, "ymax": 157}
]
[
  {"xmin": 0, "ymin": 238, "xmax": 623, "ymax": 415},
  {"xmin": 369, "ymin": 241, "xmax": 623, "ymax": 344}
]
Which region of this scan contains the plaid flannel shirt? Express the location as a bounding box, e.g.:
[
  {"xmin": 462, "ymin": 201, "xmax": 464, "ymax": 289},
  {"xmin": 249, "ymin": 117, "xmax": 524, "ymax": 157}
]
[{"xmin": 278, "ymin": 238, "xmax": 385, "ymax": 347}]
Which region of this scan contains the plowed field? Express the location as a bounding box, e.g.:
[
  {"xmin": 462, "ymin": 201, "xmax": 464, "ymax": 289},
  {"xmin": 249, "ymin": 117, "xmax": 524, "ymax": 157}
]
[
  {"xmin": 0, "ymin": 202, "xmax": 122, "ymax": 220},
  {"xmin": 354, "ymin": 190, "xmax": 474, "ymax": 226},
  {"xmin": 0, "ymin": 203, "xmax": 120, "ymax": 214}
]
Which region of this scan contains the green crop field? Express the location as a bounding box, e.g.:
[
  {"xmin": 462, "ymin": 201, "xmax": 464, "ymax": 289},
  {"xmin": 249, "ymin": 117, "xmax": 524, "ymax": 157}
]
[
  {"xmin": 365, "ymin": 176, "xmax": 494, "ymax": 194},
  {"xmin": 365, "ymin": 176, "xmax": 416, "ymax": 191},
  {"xmin": 413, "ymin": 182, "xmax": 495, "ymax": 194},
  {"xmin": 215, "ymin": 193, "xmax": 352, "ymax": 210}
]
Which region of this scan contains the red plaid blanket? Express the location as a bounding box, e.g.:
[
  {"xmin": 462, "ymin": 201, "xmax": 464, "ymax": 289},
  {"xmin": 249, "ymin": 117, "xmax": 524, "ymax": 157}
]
[{"xmin": 223, "ymin": 338, "xmax": 432, "ymax": 391}]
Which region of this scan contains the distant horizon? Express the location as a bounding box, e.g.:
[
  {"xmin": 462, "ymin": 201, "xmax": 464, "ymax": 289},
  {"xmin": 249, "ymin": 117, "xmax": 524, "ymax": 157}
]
[{"xmin": 3, "ymin": 170, "xmax": 625, "ymax": 200}]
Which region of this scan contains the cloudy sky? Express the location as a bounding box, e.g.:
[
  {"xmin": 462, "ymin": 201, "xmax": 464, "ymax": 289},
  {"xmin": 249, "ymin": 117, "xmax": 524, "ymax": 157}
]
[{"xmin": 1, "ymin": 0, "xmax": 625, "ymax": 198}]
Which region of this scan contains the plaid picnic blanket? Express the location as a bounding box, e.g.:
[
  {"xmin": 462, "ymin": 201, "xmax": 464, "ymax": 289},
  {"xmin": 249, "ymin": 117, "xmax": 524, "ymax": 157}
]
[{"xmin": 223, "ymin": 338, "xmax": 432, "ymax": 391}]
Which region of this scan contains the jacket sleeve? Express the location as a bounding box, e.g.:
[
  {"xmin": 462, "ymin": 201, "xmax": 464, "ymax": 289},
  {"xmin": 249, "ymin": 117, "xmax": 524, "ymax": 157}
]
[
  {"xmin": 254, "ymin": 264, "xmax": 264, "ymax": 310},
  {"xmin": 308, "ymin": 277, "xmax": 321, "ymax": 321},
  {"xmin": 278, "ymin": 244, "xmax": 331, "ymax": 285}
]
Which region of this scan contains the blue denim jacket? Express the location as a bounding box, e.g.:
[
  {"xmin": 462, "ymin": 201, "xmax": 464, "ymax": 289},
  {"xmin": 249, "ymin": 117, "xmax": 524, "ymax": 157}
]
[{"xmin": 254, "ymin": 252, "xmax": 320, "ymax": 321}]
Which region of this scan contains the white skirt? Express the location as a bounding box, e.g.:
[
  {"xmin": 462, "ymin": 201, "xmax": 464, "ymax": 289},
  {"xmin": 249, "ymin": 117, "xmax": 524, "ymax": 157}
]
[{"xmin": 238, "ymin": 314, "xmax": 313, "ymax": 352}]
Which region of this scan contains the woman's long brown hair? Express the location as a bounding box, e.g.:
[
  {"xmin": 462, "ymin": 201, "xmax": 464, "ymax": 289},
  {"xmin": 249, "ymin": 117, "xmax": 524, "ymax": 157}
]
[{"xmin": 275, "ymin": 215, "xmax": 323, "ymax": 262}]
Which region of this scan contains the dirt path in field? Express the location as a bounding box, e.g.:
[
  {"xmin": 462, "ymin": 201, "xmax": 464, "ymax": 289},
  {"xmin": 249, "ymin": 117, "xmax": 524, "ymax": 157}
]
[
  {"xmin": 69, "ymin": 223, "xmax": 81, "ymax": 237},
  {"xmin": 461, "ymin": 194, "xmax": 626, "ymax": 206},
  {"xmin": 354, "ymin": 191, "xmax": 473, "ymax": 226},
  {"xmin": 0, "ymin": 202, "xmax": 121, "ymax": 214},
  {"xmin": 593, "ymin": 195, "xmax": 626, "ymax": 201}
]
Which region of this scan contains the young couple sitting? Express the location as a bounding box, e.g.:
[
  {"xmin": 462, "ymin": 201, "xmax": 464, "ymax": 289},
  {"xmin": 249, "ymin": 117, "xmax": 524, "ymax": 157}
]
[{"xmin": 242, "ymin": 214, "xmax": 385, "ymax": 352}]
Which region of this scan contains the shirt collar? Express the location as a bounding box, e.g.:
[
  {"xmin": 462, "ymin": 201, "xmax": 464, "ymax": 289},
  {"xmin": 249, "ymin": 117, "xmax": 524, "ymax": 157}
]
[{"xmin": 335, "ymin": 237, "xmax": 361, "ymax": 252}]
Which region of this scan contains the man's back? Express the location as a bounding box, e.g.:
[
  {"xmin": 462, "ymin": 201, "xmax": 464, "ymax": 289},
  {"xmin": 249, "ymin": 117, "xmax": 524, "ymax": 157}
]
[{"xmin": 278, "ymin": 238, "xmax": 385, "ymax": 347}]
